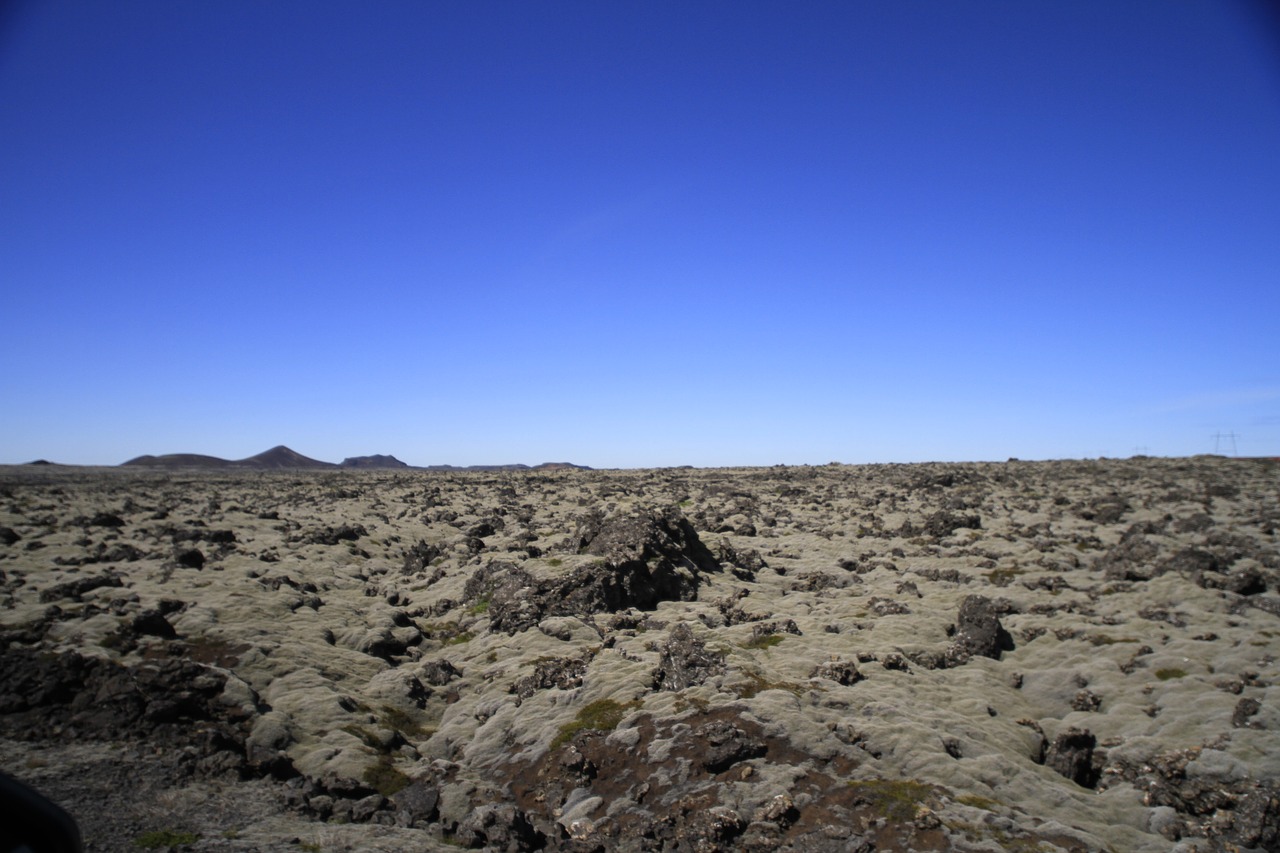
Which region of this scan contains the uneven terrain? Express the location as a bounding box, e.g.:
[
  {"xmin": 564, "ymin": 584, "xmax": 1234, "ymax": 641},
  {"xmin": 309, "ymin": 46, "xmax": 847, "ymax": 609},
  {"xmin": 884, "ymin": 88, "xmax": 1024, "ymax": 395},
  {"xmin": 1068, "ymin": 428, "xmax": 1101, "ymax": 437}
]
[{"xmin": 1, "ymin": 457, "xmax": 1277, "ymax": 852}]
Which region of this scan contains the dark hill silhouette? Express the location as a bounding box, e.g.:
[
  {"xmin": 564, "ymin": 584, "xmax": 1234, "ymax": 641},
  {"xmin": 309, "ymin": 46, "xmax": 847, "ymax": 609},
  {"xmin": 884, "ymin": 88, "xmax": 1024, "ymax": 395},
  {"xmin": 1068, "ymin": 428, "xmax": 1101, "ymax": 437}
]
[
  {"xmin": 241, "ymin": 446, "xmax": 336, "ymax": 469},
  {"xmin": 122, "ymin": 446, "xmax": 334, "ymax": 470},
  {"xmin": 120, "ymin": 447, "xmax": 591, "ymax": 471},
  {"xmin": 121, "ymin": 453, "xmax": 235, "ymax": 469},
  {"xmin": 340, "ymin": 455, "xmax": 409, "ymax": 469}
]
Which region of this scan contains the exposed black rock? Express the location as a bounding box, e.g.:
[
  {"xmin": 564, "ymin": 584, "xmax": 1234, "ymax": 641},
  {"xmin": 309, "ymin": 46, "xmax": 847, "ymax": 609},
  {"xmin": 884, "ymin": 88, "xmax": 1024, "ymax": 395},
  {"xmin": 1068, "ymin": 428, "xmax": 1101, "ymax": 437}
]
[
  {"xmin": 943, "ymin": 595, "xmax": 1014, "ymax": 665},
  {"xmin": 810, "ymin": 658, "xmax": 863, "ymax": 686},
  {"xmin": 175, "ymin": 548, "xmax": 205, "ymax": 569},
  {"xmin": 0, "ymin": 526, "xmax": 19, "ymax": 546},
  {"xmin": 467, "ymin": 508, "xmax": 718, "ymax": 635},
  {"xmin": 1045, "ymin": 727, "xmax": 1099, "ymax": 788},
  {"xmin": 402, "ymin": 540, "xmax": 442, "ymax": 574},
  {"xmin": 1096, "ymin": 527, "xmax": 1162, "ymax": 581},
  {"xmin": 421, "ymin": 659, "xmax": 462, "ymax": 686},
  {"xmin": 656, "ymin": 623, "xmax": 725, "ymax": 691},
  {"xmin": 696, "ymin": 719, "xmax": 767, "ymax": 773},
  {"xmin": 455, "ymin": 803, "xmax": 544, "ymax": 851},
  {"xmin": 302, "ymin": 524, "xmax": 367, "ymax": 545},
  {"xmin": 510, "ymin": 657, "xmax": 587, "ymax": 700},
  {"xmin": 131, "ymin": 609, "xmax": 177, "ymax": 638},
  {"xmin": 1233, "ymin": 697, "xmax": 1262, "ymax": 728},
  {"xmin": 1078, "ymin": 495, "xmax": 1129, "ymax": 524},
  {"xmin": 924, "ymin": 510, "xmax": 981, "ymax": 537},
  {"xmin": 38, "ymin": 573, "xmax": 123, "ymax": 603},
  {"xmin": 392, "ymin": 777, "xmax": 441, "ymax": 827},
  {"xmin": 1106, "ymin": 747, "xmax": 1280, "ymax": 849}
]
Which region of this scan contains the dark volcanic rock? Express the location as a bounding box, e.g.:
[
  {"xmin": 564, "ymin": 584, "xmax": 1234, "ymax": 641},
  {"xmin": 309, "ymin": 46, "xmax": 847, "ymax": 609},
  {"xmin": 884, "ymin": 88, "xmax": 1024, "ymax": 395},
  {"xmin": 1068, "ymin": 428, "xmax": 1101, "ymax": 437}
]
[
  {"xmin": 421, "ymin": 659, "xmax": 462, "ymax": 686},
  {"xmin": 455, "ymin": 803, "xmax": 544, "ymax": 851},
  {"xmin": 1045, "ymin": 727, "xmax": 1099, "ymax": 788},
  {"xmin": 924, "ymin": 511, "xmax": 981, "ymax": 538},
  {"xmin": 697, "ymin": 719, "xmax": 767, "ymax": 773},
  {"xmin": 1096, "ymin": 527, "xmax": 1162, "ymax": 581},
  {"xmin": 576, "ymin": 506, "xmax": 720, "ymax": 576},
  {"xmin": 175, "ymin": 548, "xmax": 205, "ymax": 569},
  {"xmin": 656, "ymin": 623, "xmax": 725, "ymax": 691},
  {"xmin": 511, "ymin": 657, "xmax": 587, "ymax": 700},
  {"xmin": 131, "ymin": 608, "xmax": 177, "ymax": 638},
  {"xmin": 467, "ymin": 507, "xmax": 719, "ymax": 635},
  {"xmin": 392, "ymin": 777, "xmax": 440, "ymax": 827},
  {"xmin": 38, "ymin": 573, "xmax": 123, "ymax": 603},
  {"xmin": 0, "ymin": 649, "xmax": 251, "ymax": 755},
  {"xmin": 401, "ymin": 540, "xmax": 442, "ymax": 575},
  {"xmin": 1233, "ymin": 697, "xmax": 1262, "ymax": 728},
  {"xmin": 1106, "ymin": 747, "xmax": 1280, "ymax": 849},
  {"xmin": 944, "ymin": 595, "xmax": 1014, "ymax": 665},
  {"xmin": 0, "ymin": 526, "xmax": 19, "ymax": 546},
  {"xmin": 810, "ymin": 658, "xmax": 863, "ymax": 686},
  {"xmin": 303, "ymin": 524, "xmax": 367, "ymax": 545}
]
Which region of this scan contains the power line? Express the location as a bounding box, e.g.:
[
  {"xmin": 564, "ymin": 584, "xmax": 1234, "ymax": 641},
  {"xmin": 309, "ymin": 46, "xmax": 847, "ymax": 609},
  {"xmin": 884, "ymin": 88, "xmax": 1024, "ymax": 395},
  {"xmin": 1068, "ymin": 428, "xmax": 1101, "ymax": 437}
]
[{"xmin": 1213, "ymin": 427, "xmax": 1233, "ymax": 455}]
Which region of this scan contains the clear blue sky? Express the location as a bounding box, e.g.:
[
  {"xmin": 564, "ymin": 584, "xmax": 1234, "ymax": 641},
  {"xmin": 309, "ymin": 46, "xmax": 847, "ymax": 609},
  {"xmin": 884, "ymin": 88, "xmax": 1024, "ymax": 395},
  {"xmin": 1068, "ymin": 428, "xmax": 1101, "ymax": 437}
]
[{"xmin": 3, "ymin": 1, "xmax": 1278, "ymax": 467}]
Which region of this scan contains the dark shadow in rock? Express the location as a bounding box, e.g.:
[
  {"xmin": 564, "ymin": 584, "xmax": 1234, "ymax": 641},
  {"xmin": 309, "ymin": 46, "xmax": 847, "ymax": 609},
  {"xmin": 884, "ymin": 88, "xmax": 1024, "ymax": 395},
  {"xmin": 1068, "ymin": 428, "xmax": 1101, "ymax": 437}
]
[{"xmin": 1046, "ymin": 728, "xmax": 1099, "ymax": 788}]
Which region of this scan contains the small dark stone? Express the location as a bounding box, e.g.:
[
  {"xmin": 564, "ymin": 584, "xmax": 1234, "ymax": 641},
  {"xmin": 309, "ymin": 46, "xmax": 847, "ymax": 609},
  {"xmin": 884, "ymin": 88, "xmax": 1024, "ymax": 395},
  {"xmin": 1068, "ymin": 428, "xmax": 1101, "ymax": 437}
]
[
  {"xmin": 131, "ymin": 609, "xmax": 177, "ymax": 638},
  {"xmin": 175, "ymin": 549, "xmax": 205, "ymax": 569},
  {"xmin": 421, "ymin": 659, "xmax": 462, "ymax": 686},
  {"xmin": 1072, "ymin": 690, "xmax": 1102, "ymax": 712},
  {"xmin": 351, "ymin": 793, "xmax": 386, "ymax": 822},
  {"xmin": 0, "ymin": 527, "xmax": 20, "ymax": 546},
  {"xmin": 1233, "ymin": 697, "xmax": 1262, "ymax": 728}
]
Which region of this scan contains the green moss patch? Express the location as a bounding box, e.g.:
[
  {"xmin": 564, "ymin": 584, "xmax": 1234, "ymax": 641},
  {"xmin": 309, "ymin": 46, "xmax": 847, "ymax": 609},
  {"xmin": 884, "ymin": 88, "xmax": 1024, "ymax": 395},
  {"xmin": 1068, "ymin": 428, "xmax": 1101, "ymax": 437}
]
[
  {"xmin": 847, "ymin": 778, "xmax": 936, "ymax": 822},
  {"xmin": 135, "ymin": 830, "xmax": 200, "ymax": 849},
  {"xmin": 552, "ymin": 698, "xmax": 637, "ymax": 748},
  {"xmin": 363, "ymin": 759, "xmax": 410, "ymax": 796}
]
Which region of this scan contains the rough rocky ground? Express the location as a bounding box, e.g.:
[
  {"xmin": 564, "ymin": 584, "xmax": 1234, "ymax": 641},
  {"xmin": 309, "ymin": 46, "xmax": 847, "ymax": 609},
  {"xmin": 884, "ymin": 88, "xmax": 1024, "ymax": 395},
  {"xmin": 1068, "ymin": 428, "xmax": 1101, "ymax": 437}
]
[{"xmin": 1, "ymin": 456, "xmax": 1277, "ymax": 852}]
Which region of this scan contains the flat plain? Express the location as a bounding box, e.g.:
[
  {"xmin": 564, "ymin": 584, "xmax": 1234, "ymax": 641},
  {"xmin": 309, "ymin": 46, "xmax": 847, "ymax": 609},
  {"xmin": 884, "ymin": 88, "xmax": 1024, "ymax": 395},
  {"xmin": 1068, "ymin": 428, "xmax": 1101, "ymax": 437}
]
[{"xmin": 1, "ymin": 456, "xmax": 1277, "ymax": 852}]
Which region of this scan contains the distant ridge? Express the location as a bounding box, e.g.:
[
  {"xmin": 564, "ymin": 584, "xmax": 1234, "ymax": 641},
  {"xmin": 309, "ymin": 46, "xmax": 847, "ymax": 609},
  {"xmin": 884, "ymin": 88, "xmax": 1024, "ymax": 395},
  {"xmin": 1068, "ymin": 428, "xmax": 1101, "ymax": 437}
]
[
  {"xmin": 340, "ymin": 454, "xmax": 409, "ymax": 469},
  {"xmin": 122, "ymin": 445, "xmax": 335, "ymax": 470},
  {"xmin": 418, "ymin": 462, "xmax": 592, "ymax": 471},
  {"xmin": 119, "ymin": 446, "xmax": 590, "ymax": 471}
]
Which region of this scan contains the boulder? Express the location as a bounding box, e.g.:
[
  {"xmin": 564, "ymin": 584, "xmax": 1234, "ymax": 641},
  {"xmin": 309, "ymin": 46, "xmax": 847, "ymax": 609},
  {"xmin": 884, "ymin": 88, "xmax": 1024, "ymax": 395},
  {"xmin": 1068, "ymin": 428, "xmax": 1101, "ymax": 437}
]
[
  {"xmin": 465, "ymin": 507, "xmax": 719, "ymax": 635},
  {"xmin": 944, "ymin": 595, "xmax": 1014, "ymax": 665}
]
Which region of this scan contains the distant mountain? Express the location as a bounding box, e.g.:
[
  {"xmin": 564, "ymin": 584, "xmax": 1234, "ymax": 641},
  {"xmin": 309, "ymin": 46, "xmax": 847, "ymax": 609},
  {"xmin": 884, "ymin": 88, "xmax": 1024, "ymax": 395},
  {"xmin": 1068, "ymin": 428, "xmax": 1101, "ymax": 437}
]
[
  {"xmin": 122, "ymin": 445, "xmax": 335, "ymax": 470},
  {"xmin": 241, "ymin": 446, "xmax": 337, "ymax": 469},
  {"xmin": 121, "ymin": 453, "xmax": 235, "ymax": 469},
  {"xmin": 417, "ymin": 462, "xmax": 592, "ymax": 471},
  {"xmin": 120, "ymin": 446, "xmax": 590, "ymax": 471},
  {"xmin": 340, "ymin": 454, "xmax": 409, "ymax": 469}
]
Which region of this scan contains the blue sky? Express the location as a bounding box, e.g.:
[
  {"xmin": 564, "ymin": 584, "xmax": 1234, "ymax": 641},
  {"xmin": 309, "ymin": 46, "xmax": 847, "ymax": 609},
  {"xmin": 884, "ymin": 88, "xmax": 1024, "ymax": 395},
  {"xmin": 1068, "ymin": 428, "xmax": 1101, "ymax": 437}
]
[{"xmin": 2, "ymin": 1, "xmax": 1278, "ymax": 468}]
